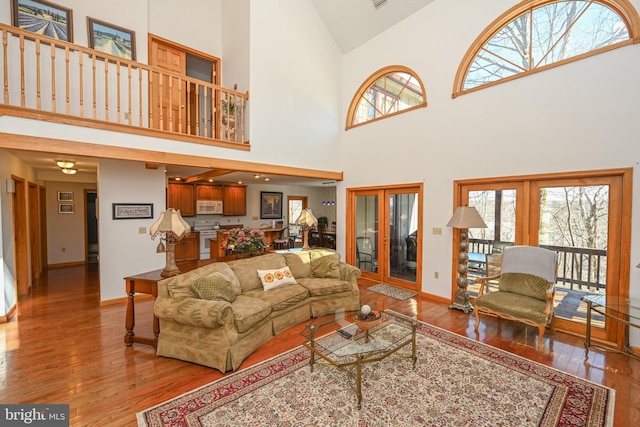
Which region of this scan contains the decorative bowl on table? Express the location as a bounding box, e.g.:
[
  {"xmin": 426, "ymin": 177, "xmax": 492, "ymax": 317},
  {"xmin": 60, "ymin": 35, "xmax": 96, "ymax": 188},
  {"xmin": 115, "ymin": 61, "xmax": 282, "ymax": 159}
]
[{"xmin": 353, "ymin": 305, "xmax": 382, "ymax": 332}]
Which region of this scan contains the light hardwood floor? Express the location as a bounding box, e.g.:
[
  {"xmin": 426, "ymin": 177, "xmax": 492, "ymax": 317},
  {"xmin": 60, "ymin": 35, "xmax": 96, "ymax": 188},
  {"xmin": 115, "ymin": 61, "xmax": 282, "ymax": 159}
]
[{"xmin": 1, "ymin": 264, "xmax": 638, "ymax": 426}]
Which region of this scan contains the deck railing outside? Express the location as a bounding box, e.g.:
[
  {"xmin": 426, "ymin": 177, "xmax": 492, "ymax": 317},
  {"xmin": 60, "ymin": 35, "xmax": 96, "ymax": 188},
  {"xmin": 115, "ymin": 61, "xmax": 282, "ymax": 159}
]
[
  {"xmin": 1, "ymin": 23, "xmax": 248, "ymax": 144},
  {"xmin": 468, "ymin": 239, "xmax": 607, "ymax": 292}
]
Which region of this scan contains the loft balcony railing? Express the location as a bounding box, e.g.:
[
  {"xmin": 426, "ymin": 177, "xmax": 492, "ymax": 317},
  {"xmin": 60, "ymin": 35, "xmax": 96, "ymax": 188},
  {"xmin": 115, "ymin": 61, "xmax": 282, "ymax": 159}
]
[
  {"xmin": 0, "ymin": 23, "xmax": 248, "ymax": 146},
  {"xmin": 469, "ymin": 239, "xmax": 607, "ymax": 292}
]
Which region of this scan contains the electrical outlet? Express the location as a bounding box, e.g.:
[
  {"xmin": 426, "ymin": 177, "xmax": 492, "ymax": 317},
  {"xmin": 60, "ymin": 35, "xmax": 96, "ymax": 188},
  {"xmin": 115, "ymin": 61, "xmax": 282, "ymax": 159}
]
[
  {"xmin": 433, "ymin": 227, "xmax": 442, "ymax": 235},
  {"xmin": 237, "ymin": 218, "xmax": 241, "ymax": 222},
  {"xmin": 434, "ymin": 272, "xmax": 439, "ymax": 279},
  {"xmin": 61, "ymin": 247, "xmax": 66, "ymax": 252},
  {"xmin": 138, "ymin": 227, "xmax": 146, "ymax": 234},
  {"xmin": 252, "ymin": 216, "xmax": 259, "ymax": 220}
]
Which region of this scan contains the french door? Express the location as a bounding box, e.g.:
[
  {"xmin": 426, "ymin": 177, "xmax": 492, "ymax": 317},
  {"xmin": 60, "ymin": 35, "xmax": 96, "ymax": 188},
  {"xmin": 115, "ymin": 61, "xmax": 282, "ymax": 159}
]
[
  {"xmin": 347, "ymin": 184, "xmax": 423, "ymax": 291},
  {"xmin": 455, "ymin": 169, "xmax": 631, "ymax": 344}
]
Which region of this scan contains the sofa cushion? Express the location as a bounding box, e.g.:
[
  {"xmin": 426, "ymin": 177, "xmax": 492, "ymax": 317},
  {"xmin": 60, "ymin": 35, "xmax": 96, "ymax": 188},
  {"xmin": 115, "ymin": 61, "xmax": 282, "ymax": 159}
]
[
  {"xmin": 283, "ymin": 251, "xmax": 312, "ymax": 278},
  {"xmin": 229, "ymin": 253, "xmax": 287, "ymax": 292},
  {"xmin": 296, "ymin": 277, "xmax": 353, "ymax": 297},
  {"xmin": 245, "ymin": 284, "xmax": 310, "ymax": 312},
  {"xmin": 257, "ymin": 266, "xmax": 297, "ymax": 291},
  {"xmin": 310, "ymin": 251, "xmax": 341, "ymax": 278},
  {"xmin": 191, "ymin": 273, "xmax": 237, "ymax": 302},
  {"xmin": 499, "ymin": 272, "xmax": 550, "ymax": 301},
  {"xmin": 475, "ymin": 292, "xmax": 549, "ymax": 324},
  {"xmin": 231, "ymin": 295, "xmax": 273, "ymax": 333}
]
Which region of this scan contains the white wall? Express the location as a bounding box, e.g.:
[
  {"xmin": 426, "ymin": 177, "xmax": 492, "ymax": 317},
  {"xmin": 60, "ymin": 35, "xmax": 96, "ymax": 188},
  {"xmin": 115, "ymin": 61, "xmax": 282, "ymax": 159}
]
[
  {"xmin": 338, "ymin": 0, "xmax": 640, "ymax": 305},
  {"xmin": 97, "ymin": 159, "xmax": 166, "ymax": 301},
  {"xmin": 45, "ymin": 181, "xmax": 95, "ymax": 265}
]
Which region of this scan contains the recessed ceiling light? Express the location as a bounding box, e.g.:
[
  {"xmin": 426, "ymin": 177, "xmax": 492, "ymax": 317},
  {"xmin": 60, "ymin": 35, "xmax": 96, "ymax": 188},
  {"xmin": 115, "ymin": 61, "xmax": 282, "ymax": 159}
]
[
  {"xmin": 238, "ymin": 180, "xmax": 243, "ymax": 184},
  {"xmin": 208, "ymin": 179, "xmax": 213, "ymax": 182},
  {"xmin": 174, "ymin": 177, "xmax": 181, "ymax": 181},
  {"xmin": 264, "ymin": 178, "xmax": 270, "ymax": 181},
  {"xmin": 56, "ymin": 160, "xmax": 75, "ymax": 168},
  {"xmin": 61, "ymin": 168, "xmax": 77, "ymax": 175},
  {"xmin": 254, "ymin": 175, "xmax": 260, "ymax": 179}
]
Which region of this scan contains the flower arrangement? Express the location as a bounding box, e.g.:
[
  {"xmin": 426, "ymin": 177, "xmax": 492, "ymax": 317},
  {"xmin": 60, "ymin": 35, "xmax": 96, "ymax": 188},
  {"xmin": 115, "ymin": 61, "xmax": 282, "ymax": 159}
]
[{"xmin": 227, "ymin": 227, "xmax": 266, "ymax": 251}]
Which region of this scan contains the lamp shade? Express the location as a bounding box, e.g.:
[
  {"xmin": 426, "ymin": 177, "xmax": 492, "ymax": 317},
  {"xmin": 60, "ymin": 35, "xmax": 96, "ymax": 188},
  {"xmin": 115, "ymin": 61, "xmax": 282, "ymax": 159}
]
[
  {"xmin": 150, "ymin": 209, "xmax": 191, "ymax": 240},
  {"xmin": 295, "ymin": 208, "xmax": 318, "ymax": 228},
  {"xmin": 446, "ymin": 206, "xmax": 487, "ymax": 229}
]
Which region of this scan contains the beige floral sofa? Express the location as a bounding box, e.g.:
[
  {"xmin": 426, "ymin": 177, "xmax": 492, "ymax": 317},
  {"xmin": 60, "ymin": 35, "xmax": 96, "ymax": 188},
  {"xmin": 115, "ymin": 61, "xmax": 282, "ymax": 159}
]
[{"xmin": 153, "ymin": 249, "xmax": 361, "ymax": 372}]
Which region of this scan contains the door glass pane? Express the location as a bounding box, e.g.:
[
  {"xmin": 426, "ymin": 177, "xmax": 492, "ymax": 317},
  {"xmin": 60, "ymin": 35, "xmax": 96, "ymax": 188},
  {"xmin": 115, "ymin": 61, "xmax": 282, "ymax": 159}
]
[
  {"xmin": 355, "ymin": 195, "xmax": 378, "ymax": 273},
  {"xmin": 388, "ymin": 192, "xmax": 417, "ymax": 283},
  {"xmin": 466, "ymin": 189, "xmax": 517, "ymax": 296},
  {"xmin": 539, "ymin": 185, "xmax": 609, "ymax": 327}
]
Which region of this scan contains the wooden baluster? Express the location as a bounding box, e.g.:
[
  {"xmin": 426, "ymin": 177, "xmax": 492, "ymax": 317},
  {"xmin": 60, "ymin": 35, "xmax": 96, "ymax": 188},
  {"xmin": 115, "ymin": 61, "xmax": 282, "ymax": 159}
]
[
  {"xmin": 148, "ymin": 70, "xmax": 154, "ymax": 128},
  {"xmin": 65, "ymin": 46, "xmax": 70, "ymax": 115},
  {"xmin": 116, "ymin": 60, "xmax": 121, "ymax": 124},
  {"xmin": 92, "ymin": 54, "xmax": 97, "ymax": 119},
  {"xmin": 159, "ymin": 72, "xmax": 164, "ymax": 130},
  {"xmin": 240, "ymin": 93, "xmax": 246, "ymax": 143},
  {"xmin": 168, "ymin": 76, "xmax": 173, "ymax": 131},
  {"xmin": 79, "ymin": 53, "xmax": 84, "ymax": 118},
  {"xmin": 195, "ymin": 83, "xmax": 200, "ymax": 137},
  {"xmin": 185, "ymin": 82, "xmax": 191, "ymax": 135},
  {"xmin": 19, "ymin": 35, "xmax": 25, "ymax": 107},
  {"xmin": 203, "ymin": 84, "xmax": 208, "ymax": 138},
  {"xmin": 36, "ymin": 39, "xmax": 41, "ymax": 110},
  {"xmin": 177, "ymin": 77, "xmax": 182, "ymax": 133},
  {"xmin": 127, "ymin": 64, "xmax": 132, "ymax": 125},
  {"xmin": 104, "ymin": 59, "xmax": 109, "ymax": 122},
  {"xmin": 3, "ymin": 30, "xmax": 9, "ymax": 105},
  {"xmin": 138, "ymin": 68, "xmax": 143, "ymax": 127},
  {"xmin": 50, "ymin": 43, "xmax": 56, "ymax": 113}
]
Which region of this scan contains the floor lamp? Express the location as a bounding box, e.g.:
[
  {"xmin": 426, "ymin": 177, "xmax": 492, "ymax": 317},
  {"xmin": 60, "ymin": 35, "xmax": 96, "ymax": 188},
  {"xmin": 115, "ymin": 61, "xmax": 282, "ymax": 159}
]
[
  {"xmin": 295, "ymin": 208, "xmax": 318, "ymax": 250},
  {"xmin": 447, "ymin": 206, "xmax": 487, "ymax": 313},
  {"xmin": 150, "ymin": 208, "xmax": 191, "ymax": 277}
]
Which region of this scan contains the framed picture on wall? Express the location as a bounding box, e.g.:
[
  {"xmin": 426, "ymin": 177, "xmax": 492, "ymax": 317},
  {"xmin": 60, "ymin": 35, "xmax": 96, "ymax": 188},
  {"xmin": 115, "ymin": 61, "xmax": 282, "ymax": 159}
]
[
  {"xmin": 11, "ymin": 0, "xmax": 74, "ymax": 43},
  {"xmin": 260, "ymin": 192, "xmax": 283, "ymax": 219},
  {"xmin": 57, "ymin": 191, "xmax": 73, "ymax": 201},
  {"xmin": 58, "ymin": 203, "xmax": 74, "ymax": 214},
  {"xmin": 112, "ymin": 203, "xmax": 153, "ymax": 220},
  {"xmin": 87, "ymin": 17, "xmax": 136, "ymax": 60}
]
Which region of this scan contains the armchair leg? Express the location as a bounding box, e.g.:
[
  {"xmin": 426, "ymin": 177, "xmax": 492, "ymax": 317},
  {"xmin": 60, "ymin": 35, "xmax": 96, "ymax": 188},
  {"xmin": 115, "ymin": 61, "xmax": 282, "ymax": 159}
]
[
  {"xmin": 538, "ymin": 325, "xmax": 545, "ymax": 349},
  {"xmin": 474, "ymin": 311, "xmax": 480, "ymax": 331}
]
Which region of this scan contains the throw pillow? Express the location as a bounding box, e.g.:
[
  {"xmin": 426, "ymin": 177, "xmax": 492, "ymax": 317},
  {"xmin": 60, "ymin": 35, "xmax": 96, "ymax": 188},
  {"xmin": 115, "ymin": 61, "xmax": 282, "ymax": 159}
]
[
  {"xmin": 257, "ymin": 266, "xmax": 297, "ymax": 291},
  {"xmin": 191, "ymin": 272, "xmax": 237, "ymax": 302},
  {"xmin": 310, "ymin": 251, "xmax": 341, "ymax": 278},
  {"xmin": 499, "ymin": 272, "xmax": 550, "ymax": 301},
  {"xmin": 167, "ymin": 282, "xmax": 197, "ymax": 299}
]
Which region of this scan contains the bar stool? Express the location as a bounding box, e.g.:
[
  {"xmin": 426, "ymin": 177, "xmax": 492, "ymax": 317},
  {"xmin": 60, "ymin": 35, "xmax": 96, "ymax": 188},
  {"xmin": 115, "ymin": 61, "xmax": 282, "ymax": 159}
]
[{"xmin": 272, "ymin": 238, "xmax": 289, "ymax": 250}]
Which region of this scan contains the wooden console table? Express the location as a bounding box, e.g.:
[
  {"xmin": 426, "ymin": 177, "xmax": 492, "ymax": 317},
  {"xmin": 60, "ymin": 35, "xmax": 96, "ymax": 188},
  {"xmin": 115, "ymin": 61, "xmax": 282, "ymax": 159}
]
[{"xmin": 124, "ymin": 269, "xmax": 164, "ymax": 347}]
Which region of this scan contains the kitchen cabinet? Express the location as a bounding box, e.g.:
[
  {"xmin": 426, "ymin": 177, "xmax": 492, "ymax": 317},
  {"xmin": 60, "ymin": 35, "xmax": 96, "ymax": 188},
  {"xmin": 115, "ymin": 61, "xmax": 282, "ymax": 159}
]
[
  {"xmin": 167, "ymin": 183, "xmax": 195, "ymax": 216},
  {"xmin": 222, "ymin": 185, "xmax": 246, "ymax": 216},
  {"xmin": 174, "ymin": 232, "xmax": 199, "ymax": 262},
  {"xmin": 196, "ymin": 184, "xmax": 222, "ymax": 201}
]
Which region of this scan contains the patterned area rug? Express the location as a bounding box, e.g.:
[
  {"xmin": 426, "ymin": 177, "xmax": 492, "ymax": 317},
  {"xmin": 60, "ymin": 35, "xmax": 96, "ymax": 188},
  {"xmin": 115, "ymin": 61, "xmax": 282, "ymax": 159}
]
[
  {"xmin": 138, "ymin": 319, "xmax": 614, "ymax": 427},
  {"xmin": 367, "ymin": 283, "xmax": 419, "ymax": 300}
]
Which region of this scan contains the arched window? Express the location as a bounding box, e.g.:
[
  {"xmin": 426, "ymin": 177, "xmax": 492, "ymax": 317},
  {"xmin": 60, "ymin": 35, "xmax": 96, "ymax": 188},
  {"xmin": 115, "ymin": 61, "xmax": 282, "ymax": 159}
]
[
  {"xmin": 453, "ymin": 0, "xmax": 640, "ymax": 97},
  {"xmin": 346, "ymin": 66, "xmax": 426, "ymax": 130}
]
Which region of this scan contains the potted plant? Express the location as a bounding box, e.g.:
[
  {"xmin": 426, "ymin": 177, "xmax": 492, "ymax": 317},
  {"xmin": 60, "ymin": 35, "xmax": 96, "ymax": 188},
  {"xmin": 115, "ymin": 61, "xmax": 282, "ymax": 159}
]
[
  {"xmin": 221, "ymin": 98, "xmax": 240, "ymax": 128},
  {"xmin": 317, "ymin": 216, "xmax": 329, "ymax": 226}
]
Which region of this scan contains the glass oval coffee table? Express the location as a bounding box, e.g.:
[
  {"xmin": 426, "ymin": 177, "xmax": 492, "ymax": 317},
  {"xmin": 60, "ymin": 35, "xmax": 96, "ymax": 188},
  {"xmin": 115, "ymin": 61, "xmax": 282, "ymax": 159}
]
[{"xmin": 301, "ymin": 309, "xmax": 418, "ymax": 409}]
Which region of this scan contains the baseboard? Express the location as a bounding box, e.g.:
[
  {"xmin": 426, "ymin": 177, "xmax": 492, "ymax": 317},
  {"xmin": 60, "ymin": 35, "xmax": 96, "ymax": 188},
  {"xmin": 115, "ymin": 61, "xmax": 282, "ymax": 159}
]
[
  {"xmin": 0, "ymin": 304, "xmax": 17, "ymax": 323},
  {"xmin": 48, "ymin": 260, "xmax": 87, "ymax": 269},
  {"xmin": 100, "ymin": 296, "xmax": 129, "ymax": 307}
]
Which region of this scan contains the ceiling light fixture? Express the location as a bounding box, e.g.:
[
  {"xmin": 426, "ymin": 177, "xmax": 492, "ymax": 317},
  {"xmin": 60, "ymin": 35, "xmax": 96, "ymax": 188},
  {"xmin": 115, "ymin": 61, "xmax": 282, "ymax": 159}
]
[
  {"xmin": 56, "ymin": 160, "xmax": 75, "ymax": 168},
  {"xmin": 264, "ymin": 178, "xmax": 270, "ymax": 181},
  {"xmin": 254, "ymin": 175, "xmax": 260, "ymax": 179},
  {"xmin": 61, "ymin": 168, "xmax": 77, "ymax": 175}
]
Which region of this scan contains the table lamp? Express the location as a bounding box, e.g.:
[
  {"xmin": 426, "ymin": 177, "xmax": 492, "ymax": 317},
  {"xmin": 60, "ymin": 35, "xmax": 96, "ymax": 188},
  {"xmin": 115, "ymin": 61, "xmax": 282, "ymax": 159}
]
[
  {"xmin": 447, "ymin": 206, "xmax": 487, "ymax": 313},
  {"xmin": 295, "ymin": 208, "xmax": 318, "ymax": 250},
  {"xmin": 150, "ymin": 208, "xmax": 191, "ymax": 277}
]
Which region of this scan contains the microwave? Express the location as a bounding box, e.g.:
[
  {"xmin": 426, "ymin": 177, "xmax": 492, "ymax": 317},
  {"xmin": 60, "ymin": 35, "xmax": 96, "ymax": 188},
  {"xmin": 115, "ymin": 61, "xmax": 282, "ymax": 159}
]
[{"xmin": 196, "ymin": 200, "xmax": 223, "ymax": 215}]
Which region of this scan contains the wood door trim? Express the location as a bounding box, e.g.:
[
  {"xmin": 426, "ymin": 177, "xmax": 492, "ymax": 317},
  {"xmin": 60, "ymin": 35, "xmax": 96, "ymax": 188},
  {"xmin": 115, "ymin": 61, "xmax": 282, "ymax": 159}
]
[
  {"xmin": 11, "ymin": 175, "xmax": 28, "ymax": 297},
  {"xmin": 148, "ymin": 34, "xmax": 221, "ymax": 81}
]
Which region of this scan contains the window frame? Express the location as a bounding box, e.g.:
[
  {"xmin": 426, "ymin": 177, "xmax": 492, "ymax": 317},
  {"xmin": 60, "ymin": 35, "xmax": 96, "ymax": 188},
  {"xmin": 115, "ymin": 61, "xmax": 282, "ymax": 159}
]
[
  {"xmin": 452, "ymin": 0, "xmax": 640, "ymax": 98},
  {"xmin": 346, "ymin": 65, "xmax": 427, "ymax": 130}
]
